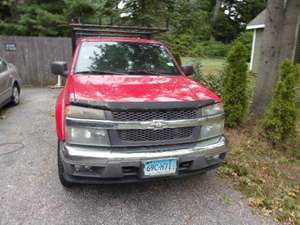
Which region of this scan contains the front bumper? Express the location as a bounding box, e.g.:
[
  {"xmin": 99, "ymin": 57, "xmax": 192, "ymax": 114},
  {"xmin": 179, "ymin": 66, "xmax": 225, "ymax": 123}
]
[{"xmin": 60, "ymin": 136, "xmax": 228, "ymax": 184}]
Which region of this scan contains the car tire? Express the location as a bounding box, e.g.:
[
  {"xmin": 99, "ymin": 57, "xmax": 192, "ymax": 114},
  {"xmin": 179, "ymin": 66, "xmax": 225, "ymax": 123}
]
[
  {"xmin": 10, "ymin": 84, "xmax": 20, "ymax": 106},
  {"xmin": 57, "ymin": 141, "xmax": 74, "ymax": 188}
]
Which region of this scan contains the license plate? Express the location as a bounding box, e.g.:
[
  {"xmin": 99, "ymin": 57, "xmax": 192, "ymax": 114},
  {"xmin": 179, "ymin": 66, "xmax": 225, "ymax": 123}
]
[{"xmin": 143, "ymin": 158, "xmax": 177, "ymax": 177}]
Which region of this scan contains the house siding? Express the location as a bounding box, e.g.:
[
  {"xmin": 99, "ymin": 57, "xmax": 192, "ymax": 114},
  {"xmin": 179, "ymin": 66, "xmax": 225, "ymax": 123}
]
[
  {"xmin": 294, "ymin": 27, "xmax": 300, "ymax": 64},
  {"xmin": 252, "ymin": 29, "xmax": 264, "ymax": 74}
]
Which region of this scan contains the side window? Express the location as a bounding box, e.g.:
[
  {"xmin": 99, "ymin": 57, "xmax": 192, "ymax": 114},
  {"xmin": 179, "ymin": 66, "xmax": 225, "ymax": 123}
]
[{"xmin": 0, "ymin": 59, "xmax": 7, "ymax": 73}]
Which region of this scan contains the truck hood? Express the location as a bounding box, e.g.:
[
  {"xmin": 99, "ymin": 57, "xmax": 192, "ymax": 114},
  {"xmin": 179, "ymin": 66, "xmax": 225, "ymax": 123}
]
[{"xmin": 67, "ymin": 75, "xmax": 221, "ymax": 103}]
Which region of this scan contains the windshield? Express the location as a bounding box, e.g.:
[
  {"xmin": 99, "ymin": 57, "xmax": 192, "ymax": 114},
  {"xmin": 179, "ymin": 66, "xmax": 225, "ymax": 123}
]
[{"xmin": 75, "ymin": 41, "xmax": 181, "ymax": 75}]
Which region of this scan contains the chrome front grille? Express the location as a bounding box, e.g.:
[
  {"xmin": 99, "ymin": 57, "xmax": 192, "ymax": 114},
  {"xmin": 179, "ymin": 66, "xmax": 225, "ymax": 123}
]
[
  {"xmin": 118, "ymin": 127, "xmax": 194, "ymax": 142},
  {"xmin": 112, "ymin": 108, "xmax": 201, "ymax": 145},
  {"xmin": 66, "ymin": 104, "xmax": 224, "ymax": 147},
  {"xmin": 112, "ymin": 108, "xmax": 202, "ymax": 121}
]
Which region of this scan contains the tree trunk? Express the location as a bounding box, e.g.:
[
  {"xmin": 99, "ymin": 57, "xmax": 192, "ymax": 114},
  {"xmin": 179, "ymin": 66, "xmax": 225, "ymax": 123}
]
[
  {"xmin": 251, "ymin": 0, "xmax": 300, "ymax": 117},
  {"xmin": 140, "ymin": 0, "xmax": 146, "ymax": 26},
  {"xmin": 278, "ymin": 0, "xmax": 300, "ymax": 63},
  {"xmin": 210, "ymin": 0, "xmax": 222, "ymax": 40},
  {"xmin": 212, "ymin": 0, "xmax": 222, "ymax": 22}
]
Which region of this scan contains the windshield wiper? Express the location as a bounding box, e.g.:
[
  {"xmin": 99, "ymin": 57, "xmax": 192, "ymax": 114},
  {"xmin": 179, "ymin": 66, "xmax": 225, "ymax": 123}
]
[
  {"xmin": 75, "ymin": 70, "xmax": 126, "ymax": 75},
  {"xmin": 127, "ymin": 70, "xmax": 161, "ymax": 75}
]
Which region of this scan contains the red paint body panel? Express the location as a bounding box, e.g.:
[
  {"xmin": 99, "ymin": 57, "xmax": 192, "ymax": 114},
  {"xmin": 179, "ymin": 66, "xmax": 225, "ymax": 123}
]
[
  {"xmin": 55, "ymin": 89, "xmax": 65, "ymax": 140},
  {"xmin": 69, "ymin": 75, "xmax": 221, "ymax": 103},
  {"xmin": 55, "ymin": 37, "xmax": 222, "ymax": 140}
]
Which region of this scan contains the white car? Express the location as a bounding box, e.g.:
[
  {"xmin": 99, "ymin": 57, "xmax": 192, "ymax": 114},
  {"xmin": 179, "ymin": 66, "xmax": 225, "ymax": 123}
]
[{"xmin": 0, "ymin": 57, "xmax": 21, "ymax": 108}]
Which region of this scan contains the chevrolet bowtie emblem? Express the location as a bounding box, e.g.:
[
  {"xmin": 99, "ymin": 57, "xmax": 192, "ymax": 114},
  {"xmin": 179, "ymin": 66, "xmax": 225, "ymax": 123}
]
[{"xmin": 149, "ymin": 120, "xmax": 168, "ymax": 129}]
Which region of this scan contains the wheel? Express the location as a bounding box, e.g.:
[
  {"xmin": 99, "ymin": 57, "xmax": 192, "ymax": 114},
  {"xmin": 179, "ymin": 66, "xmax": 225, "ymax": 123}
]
[
  {"xmin": 10, "ymin": 84, "xmax": 20, "ymax": 105},
  {"xmin": 57, "ymin": 141, "xmax": 74, "ymax": 188}
]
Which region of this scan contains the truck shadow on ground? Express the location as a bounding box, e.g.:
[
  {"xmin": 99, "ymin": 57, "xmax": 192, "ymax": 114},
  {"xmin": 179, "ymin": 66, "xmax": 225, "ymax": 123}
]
[
  {"xmin": 63, "ymin": 172, "xmax": 219, "ymax": 200},
  {"xmin": 57, "ymin": 171, "xmax": 232, "ymax": 225}
]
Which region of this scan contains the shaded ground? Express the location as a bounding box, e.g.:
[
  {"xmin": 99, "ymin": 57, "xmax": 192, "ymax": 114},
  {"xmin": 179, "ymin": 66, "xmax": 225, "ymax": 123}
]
[{"xmin": 0, "ymin": 88, "xmax": 279, "ymax": 225}]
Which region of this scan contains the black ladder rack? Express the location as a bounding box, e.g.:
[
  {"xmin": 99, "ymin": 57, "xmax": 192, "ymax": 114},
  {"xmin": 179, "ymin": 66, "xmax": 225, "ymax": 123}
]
[{"xmin": 70, "ymin": 23, "xmax": 169, "ymax": 53}]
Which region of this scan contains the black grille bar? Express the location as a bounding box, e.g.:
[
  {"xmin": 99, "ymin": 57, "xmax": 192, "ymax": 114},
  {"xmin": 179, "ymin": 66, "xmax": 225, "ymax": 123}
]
[
  {"xmin": 118, "ymin": 127, "xmax": 194, "ymax": 142},
  {"xmin": 110, "ymin": 107, "xmax": 204, "ymax": 145},
  {"xmin": 112, "ymin": 108, "xmax": 202, "ymax": 121}
]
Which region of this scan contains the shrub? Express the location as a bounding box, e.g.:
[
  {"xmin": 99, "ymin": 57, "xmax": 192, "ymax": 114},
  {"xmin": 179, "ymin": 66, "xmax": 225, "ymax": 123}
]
[
  {"xmin": 193, "ymin": 41, "xmax": 230, "ymax": 58},
  {"xmin": 193, "ymin": 62, "xmax": 223, "ymax": 96},
  {"xmin": 161, "ymin": 33, "xmax": 194, "ymax": 57},
  {"xmin": 234, "ymin": 31, "xmax": 253, "ymax": 62},
  {"xmin": 0, "ymin": 21, "xmax": 25, "ymax": 35},
  {"xmin": 193, "ymin": 61, "xmax": 205, "ymax": 80},
  {"xmin": 203, "ymin": 73, "xmax": 224, "ymax": 96},
  {"xmin": 261, "ymin": 60, "xmax": 300, "ymax": 144},
  {"xmin": 222, "ymin": 41, "xmax": 249, "ymax": 127}
]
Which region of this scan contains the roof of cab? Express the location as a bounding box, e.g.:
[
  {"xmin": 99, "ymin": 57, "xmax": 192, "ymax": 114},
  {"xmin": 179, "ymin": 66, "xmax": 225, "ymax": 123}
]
[{"xmin": 78, "ymin": 36, "xmax": 162, "ymax": 44}]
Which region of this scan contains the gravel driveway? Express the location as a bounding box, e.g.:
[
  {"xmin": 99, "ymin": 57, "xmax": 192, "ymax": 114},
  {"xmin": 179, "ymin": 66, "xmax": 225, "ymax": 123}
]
[{"xmin": 0, "ymin": 88, "xmax": 278, "ymax": 225}]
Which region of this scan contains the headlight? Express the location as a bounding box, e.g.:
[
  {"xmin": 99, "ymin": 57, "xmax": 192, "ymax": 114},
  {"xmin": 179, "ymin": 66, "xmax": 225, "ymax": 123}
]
[
  {"xmin": 200, "ymin": 121, "xmax": 224, "ymax": 140},
  {"xmin": 66, "ymin": 105, "xmax": 105, "ymax": 120},
  {"xmin": 200, "ymin": 103, "xmax": 224, "ymax": 139},
  {"xmin": 67, "ymin": 126, "xmax": 110, "ymax": 146},
  {"xmin": 65, "ymin": 105, "xmax": 109, "ymax": 146},
  {"xmin": 202, "ymin": 103, "xmax": 223, "ymax": 117}
]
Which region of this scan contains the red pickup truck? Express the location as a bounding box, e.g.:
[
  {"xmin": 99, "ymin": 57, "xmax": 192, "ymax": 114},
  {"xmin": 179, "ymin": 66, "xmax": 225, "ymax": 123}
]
[{"xmin": 51, "ymin": 25, "xmax": 227, "ymax": 187}]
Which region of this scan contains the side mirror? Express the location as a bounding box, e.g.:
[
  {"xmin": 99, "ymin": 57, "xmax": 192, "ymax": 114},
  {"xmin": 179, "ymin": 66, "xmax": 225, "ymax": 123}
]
[
  {"xmin": 51, "ymin": 61, "xmax": 68, "ymax": 77},
  {"xmin": 182, "ymin": 65, "xmax": 194, "ymax": 76}
]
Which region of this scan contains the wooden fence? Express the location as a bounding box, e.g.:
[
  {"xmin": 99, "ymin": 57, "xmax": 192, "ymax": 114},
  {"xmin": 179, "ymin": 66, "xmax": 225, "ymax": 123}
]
[{"xmin": 0, "ymin": 36, "xmax": 72, "ymax": 86}]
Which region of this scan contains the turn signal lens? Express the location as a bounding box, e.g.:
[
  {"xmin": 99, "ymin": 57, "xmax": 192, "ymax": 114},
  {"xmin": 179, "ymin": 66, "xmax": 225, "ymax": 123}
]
[
  {"xmin": 66, "ymin": 105, "xmax": 105, "ymax": 120},
  {"xmin": 202, "ymin": 103, "xmax": 223, "ymax": 117}
]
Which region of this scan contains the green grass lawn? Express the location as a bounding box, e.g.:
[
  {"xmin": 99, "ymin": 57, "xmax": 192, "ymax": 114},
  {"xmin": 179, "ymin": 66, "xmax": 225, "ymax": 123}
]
[{"xmin": 182, "ymin": 57, "xmax": 225, "ymax": 76}]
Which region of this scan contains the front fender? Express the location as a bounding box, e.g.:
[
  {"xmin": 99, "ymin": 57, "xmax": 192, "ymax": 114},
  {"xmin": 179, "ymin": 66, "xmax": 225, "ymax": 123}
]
[
  {"xmin": 11, "ymin": 64, "xmax": 21, "ymax": 85},
  {"xmin": 56, "ymin": 89, "xmax": 66, "ymax": 140}
]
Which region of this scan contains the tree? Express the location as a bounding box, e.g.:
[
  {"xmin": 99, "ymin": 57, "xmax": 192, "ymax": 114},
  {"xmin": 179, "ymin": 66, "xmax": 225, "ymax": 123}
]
[
  {"xmin": 210, "ymin": 0, "xmax": 222, "ymax": 40},
  {"xmin": 222, "ymin": 0, "xmax": 267, "ymax": 26},
  {"xmin": 100, "ymin": 0, "xmax": 119, "ymax": 25},
  {"xmin": 0, "ymin": 0, "xmax": 263, "ymax": 49},
  {"xmin": 222, "ymin": 41, "xmax": 249, "ymax": 127},
  {"xmin": 211, "ymin": 13, "xmax": 242, "ymax": 43},
  {"xmin": 211, "ymin": 0, "xmax": 266, "ymax": 43},
  {"xmin": 212, "ymin": 0, "xmax": 222, "ymax": 22},
  {"xmin": 252, "ymin": 0, "xmax": 300, "ymax": 116},
  {"xmin": 161, "ymin": 0, "xmax": 214, "ymax": 56},
  {"xmin": 261, "ymin": 60, "xmax": 300, "ymax": 144},
  {"xmin": 118, "ymin": 0, "xmax": 181, "ymax": 27},
  {"xmin": 0, "ymin": 0, "xmax": 115, "ymax": 36},
  {"xmin": 64, "ymin": 0, "xmax": 96, "ymax": 23},
  {"xmin": 0, "ymin": 0, "xmax": 68, "ymax": 36}
]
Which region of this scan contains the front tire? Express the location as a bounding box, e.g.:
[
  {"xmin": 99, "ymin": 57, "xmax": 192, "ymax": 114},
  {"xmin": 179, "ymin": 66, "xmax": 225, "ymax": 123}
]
[
  {"xmin": 10, "ymin": 85, "xmax": 20, "ymax": 105},
  {"xmin": 57, "ymin": 141, "xmax": 74, "ymax": 188}
]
